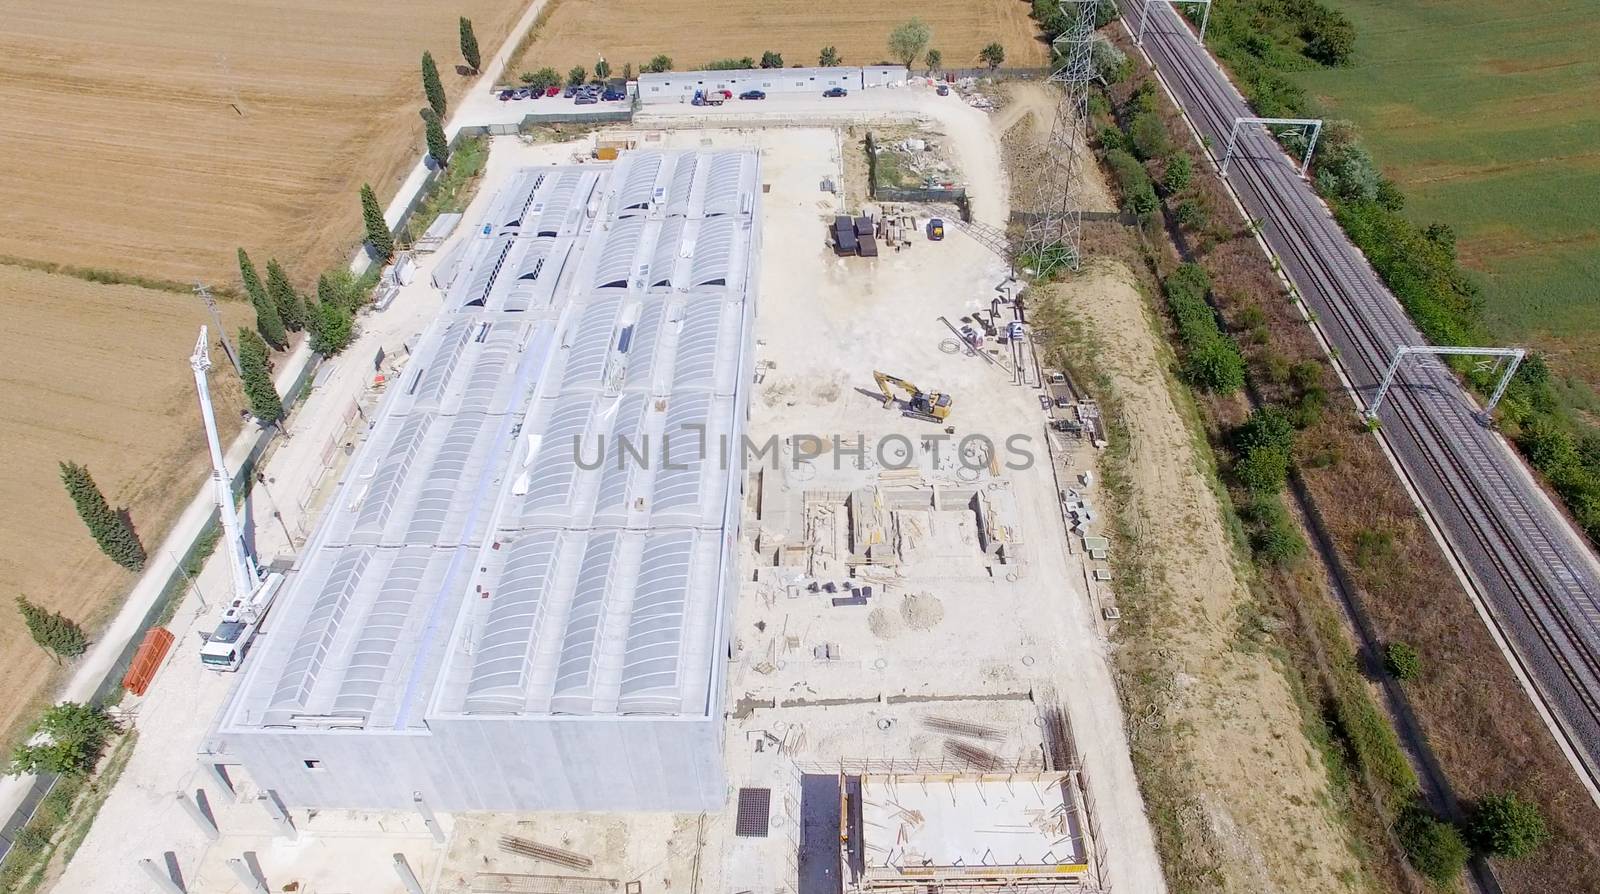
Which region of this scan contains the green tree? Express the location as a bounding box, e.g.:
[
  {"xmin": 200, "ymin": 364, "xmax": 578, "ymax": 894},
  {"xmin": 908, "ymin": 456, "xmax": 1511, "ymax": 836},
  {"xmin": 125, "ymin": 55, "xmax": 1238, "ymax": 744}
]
[
  {"xmin": 1302, "ymin": 9, "xmax": 1355, "ymax": 66},
  {"xmin": 567, "ymin": 64, "xmax": 588, "ymax": 87},
  {"xmin": 521, "ymin": 67, "xmax": 562, "ymax": 91},
  {"xmin": 1468, "ymin": 793, "xmax": 1548, "ymax": 859},
  {"xmin": 819, "ymin": 46, "xmax": 842, "ymax": 67},
  {"xmin": 236, "ymin": 248, "xmax": 268, "ymax": 306},
  {"xmin": 317, "ymin": 271, "xmax": 348, "ymax": 313},
  {"xmin": 264, "ymin": 259, "xmax": 306, "ymax": 332},
  {"xmin": 15, "ymin": 597, "xmax": 88, "ymax": 663},
  {"xmin": 979, "ymin": 42, "xmax": 1005, "ymax": 70},
  {"xmin": 1129, "ymin": 112, "xmax": 1170, "ymax": 160},
  {"xmin": 9, "ymin": 702, "xmax": 117, "ymax": 777},
  {"xmin": 888, "ymin": 19, "xmax": 932, "ymax": 69},
  {"xmin": 459, "ymin": 17, "xmax": 481, "ymax": 73},
  {"xmin": 924, "ymin": 48, "xmax": 942, "ymax": 73},
  {"xmin": 59, "ymin": 462, "xmax": 145, "ymax": 571},
  {"xmin": 1384, "ymin": 641, "xmax": 1422, "ymax": 681},
  {"xmin": 595, "ymin": 58, "xmax": 611, "ymax": 81},
  {"xmin": 360, "ymin": 183, "xmax": 394, "ymax": 261},
  {"xmin": 237, "ymin": 328, "xmax": 285, "ymax": 423},
  {"xmin": 249, "ymin": 285, "xmax": 287, "ymax": 349},
  {"xmin": 645, "ymin": 54, "xmax": 673, "ymax": 74},
  {"xmin": 760, "ymin": 50, "xmax": 783, "ymax": 69},
  {"xmin": 1163, "ymin": 153, "xmax": 1192, "ymax": 192},
  {"xmin": 421, "ymin": 107, "xmax": 450, "ymax": 166},
  {"xmin": 308, "ymin": 300, "xmax": 355, "ymax": 356},
  {"xmin": 1397, "ymin": 807, "xmax": 1469, "ymax": 885},
  {"xmin": 622, "ymin": 62, "xmax": 634, "ymax": 81},
  {"xmin": 421, "ymin": 50, "xmax": 447, "ymax": 117}
]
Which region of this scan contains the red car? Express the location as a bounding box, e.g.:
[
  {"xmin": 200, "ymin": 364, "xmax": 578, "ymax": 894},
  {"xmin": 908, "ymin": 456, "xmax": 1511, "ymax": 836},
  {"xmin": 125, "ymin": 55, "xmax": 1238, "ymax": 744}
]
[{"xmin": 544, "ymin": 86, "xmax": 561, "ymax": 97}]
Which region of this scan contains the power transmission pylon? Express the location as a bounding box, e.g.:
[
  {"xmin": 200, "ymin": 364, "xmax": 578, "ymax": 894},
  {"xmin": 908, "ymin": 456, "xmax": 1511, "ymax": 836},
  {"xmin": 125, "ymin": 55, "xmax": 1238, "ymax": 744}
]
[{"xmin": 1022, "ymin": 0, "xmax": 1099, "ymax": 276}]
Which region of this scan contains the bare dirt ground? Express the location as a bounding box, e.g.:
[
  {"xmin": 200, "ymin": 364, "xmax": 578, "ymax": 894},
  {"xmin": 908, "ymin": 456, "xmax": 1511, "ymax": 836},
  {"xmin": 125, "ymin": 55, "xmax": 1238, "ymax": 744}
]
[
  {"xmin": 0, "ymin": 266, "xmax": 251, "ymax": 748},
  {"xmin": 1039, "ymin": 263, "xmax": 1366, "ymax": 893},
  {"xmin": 507, "ymin": 0, "xmax": 1049, "ymax": 77},
  {"xmin": 0, "ymin": 0, "xmax": 528, "ymax": 285}
]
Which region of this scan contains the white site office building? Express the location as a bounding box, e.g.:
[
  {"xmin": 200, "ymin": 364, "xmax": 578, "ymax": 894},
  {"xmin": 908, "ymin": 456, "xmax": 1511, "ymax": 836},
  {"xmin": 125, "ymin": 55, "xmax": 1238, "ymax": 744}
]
[{"xmin": 203, "ymin": 149, "xmax": 761, "ymax": 811}]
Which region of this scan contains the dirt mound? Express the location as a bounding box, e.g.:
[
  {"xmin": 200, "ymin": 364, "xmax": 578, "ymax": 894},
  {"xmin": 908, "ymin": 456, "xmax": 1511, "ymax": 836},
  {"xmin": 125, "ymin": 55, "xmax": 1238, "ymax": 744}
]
[{"xmin": 900, "ymin": 592, "xmax": 945, "ymax": 630}]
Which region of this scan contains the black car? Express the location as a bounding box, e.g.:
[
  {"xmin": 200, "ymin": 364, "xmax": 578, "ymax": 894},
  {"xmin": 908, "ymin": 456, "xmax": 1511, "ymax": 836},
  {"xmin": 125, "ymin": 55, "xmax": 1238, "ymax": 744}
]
[
  {"xmin": 563, "ymin": 84, "xmax": 579, "ymax": 98},
  {"xmin": 739, "ymin": 90, "xmax": 766, "ymax": 100},
  {"xmin": 602, "ymin": 87, "xmax": 627, "ymax": 101},
  {"xmin": 822, "ymin": 87, "xmax": 848, "ymax": 98},
  {"xmin": 498, "ymin": 89, "xmax": 515, "ymax": 101}
]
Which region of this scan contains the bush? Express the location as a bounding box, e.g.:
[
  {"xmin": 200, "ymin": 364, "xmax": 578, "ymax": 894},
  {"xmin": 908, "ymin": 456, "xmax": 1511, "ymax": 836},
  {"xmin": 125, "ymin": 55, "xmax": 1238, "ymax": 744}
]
[
  {"xmin": 11, "ymin": 824, "xmax": 50, "ymax": 856},
  {"xmin": 1468, "ymin": 793, "xmax": 1548, "ymax": 859},
  {"xmin": 1244, "ymin": 495, "xmax": 1305, "ymax": 565},
  {"xmin": 1128, "ymin": 111, "xmax": 1170, "ymax": 160},
  {"xmin": 1383, "ymin": 641, "xmax": 1422, "ymax": 681},
  {"xmin": 1105, "ymin": 149, "xmax": 1157, "ymax": 215},
  {"xmin": 704, "ymin": 57, "xmax": 756, "ymax": 70},
  {"xmin": 1302, "ymin": 9, "xmax": 1356, "ymax": 66},
  {"xmin": 1162, "ymin": 153, "xmax": 1192, "ymax": 192},
  {"xmin": 1090, "ymin": 35, "xmax": 1129, "ymax": 84},
  {"xmin": 1397, "ymin": 807, "xmax": 1469, "ymax": 885},
  {"xmin": 1232, "ymin": 406, "xmax": 1296, "ymax": 493},
  {"xmin": 1160, "ymin": 264, "xmax": 1245, "ymax": 394},
  {"xmin": 520, "ymin": 67, "xmax": 562, "ymax": 90},
  {"xmin": 1174, "ymin": 198, "xmax": 1208, "ymax": 231},
  {"xmin": 644, "ymin": 54, "xmax": 673, "ymax": 73}
]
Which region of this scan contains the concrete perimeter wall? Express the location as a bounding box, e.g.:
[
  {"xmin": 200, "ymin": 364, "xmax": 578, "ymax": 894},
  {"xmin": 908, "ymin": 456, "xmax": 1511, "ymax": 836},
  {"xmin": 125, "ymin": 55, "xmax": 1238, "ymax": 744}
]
[{"xmin": 639, "ymin": 65, "xmax": 906, "ymax": 104}]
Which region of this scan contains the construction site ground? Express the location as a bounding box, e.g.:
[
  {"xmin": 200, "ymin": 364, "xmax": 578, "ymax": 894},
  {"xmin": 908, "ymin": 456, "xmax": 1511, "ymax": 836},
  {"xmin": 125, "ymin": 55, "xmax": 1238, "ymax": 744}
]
[
  {"xmin": 1037, "ymin": 266, "xmax": 1366, "ymax": 892},
  {"xmin": 51, "ymin": 96, "xmax": 1164, "ymax": 893}
]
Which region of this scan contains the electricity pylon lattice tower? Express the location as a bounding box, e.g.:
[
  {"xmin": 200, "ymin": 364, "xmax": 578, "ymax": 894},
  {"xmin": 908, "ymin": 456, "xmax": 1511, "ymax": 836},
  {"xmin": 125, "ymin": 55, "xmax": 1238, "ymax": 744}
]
[{"xmin": 1022, "ymin": 0, "xmax": 1099, "ymax": 274}]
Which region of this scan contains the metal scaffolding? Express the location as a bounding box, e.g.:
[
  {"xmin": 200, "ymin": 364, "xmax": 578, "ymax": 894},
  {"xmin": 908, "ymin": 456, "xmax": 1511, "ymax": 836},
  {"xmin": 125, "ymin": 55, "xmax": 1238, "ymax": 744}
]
[{"xmin": 1022, "ymin": 0, "xmax": 1099, "ymax": 274}]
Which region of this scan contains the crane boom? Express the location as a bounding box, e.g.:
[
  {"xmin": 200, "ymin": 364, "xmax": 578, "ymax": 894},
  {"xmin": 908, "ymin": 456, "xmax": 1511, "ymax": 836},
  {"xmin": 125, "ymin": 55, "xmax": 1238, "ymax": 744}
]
[{"xmin": 190, "ymin": 326, "xmax": 261, "ymax": 600}]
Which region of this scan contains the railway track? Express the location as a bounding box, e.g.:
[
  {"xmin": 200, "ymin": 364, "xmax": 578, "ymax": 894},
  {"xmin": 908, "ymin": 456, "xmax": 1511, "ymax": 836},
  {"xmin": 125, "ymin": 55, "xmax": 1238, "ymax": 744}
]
[{"xmin": 1121, "ymin": 0, "xmax": 1600, "ymax": 798}]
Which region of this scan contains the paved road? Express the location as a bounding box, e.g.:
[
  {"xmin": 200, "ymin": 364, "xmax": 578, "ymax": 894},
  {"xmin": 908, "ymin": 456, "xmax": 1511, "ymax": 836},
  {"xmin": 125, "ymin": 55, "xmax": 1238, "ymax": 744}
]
[{"xmin": 1122, "ymin": 0, "xmax": 1600, "ymax": 798}]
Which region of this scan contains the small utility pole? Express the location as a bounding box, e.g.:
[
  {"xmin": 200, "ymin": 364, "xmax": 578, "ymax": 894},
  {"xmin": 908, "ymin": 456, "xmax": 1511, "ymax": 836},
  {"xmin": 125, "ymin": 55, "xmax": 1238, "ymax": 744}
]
[{"xmin": 196, "ymin": 284, "xmax": 243, "ymax": 377}]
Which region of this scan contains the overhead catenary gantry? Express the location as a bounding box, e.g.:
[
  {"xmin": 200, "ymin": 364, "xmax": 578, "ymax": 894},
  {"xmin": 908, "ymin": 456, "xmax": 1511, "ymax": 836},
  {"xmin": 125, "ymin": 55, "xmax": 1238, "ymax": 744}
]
[
  {"xmin": 1135, "ymin": 0, "xmax": 1214, "ymax": 45},
  {"xmin": 1367, "ymin": 344, "xmax": 1527, "ymax": 420},
  {"xmin": 1220, "ymin": 116, "xmax": 1324, "ymax": 177}
]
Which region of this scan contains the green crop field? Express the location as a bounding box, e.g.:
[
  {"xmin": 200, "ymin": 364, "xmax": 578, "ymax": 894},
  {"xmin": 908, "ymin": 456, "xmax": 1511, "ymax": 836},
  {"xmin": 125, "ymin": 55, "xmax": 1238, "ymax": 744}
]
[{"xmin": 1295, "ymin": 0, "xmax": 1600, "ymax": 385}]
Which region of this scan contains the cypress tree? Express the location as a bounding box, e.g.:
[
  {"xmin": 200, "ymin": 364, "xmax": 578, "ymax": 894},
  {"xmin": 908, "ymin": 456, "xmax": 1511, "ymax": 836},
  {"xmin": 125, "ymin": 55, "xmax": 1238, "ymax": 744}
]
[
  {"xmin": 421, "ymin": 108, "xmax": 450, "ymax": 167},
  {"xmin": 237, "ymin": 248, "xmax": 268, "ymax": 305},
  {"xmin": 459, "ymin": 17, "xmax": 481, "ymax": 73},
  {"xmin": 59, "ymin": 462, "xmax": 145, "ymax": 571},
  {"xmin": 237, "ymin": 329, "xmax": 285, "ymax": 423},
  {"xmin": 16, "ymin": 597, "xmax": 88, "ymax": 663},
  {"xmin": 360, "ymin": 183, "xmax": 394, "ymax": 262},
  {"xmin": 422, "ymin": 51, "xmax": 447, "ymax": 117},
  {"xmin": 251, "ymin": 290, "xmax": 288, "ymax": 350},
  {"xmin": 264, "ymin": 259, "xmax": 306, "ymax": 332}
]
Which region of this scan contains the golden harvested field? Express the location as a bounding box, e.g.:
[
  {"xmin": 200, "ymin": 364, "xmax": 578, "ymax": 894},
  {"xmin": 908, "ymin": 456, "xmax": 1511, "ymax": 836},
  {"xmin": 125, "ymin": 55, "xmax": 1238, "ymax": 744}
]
[
  {"xmin": 0, "ymin": 268, "xmax": 252, "ymax": 738},
  {"xmin": 507, "ymin": 0, "xmax": 1048, "ymax": 79},
  {"xmin": 0, "ymin": 0, "xmax": 528, "ymax": 285}
]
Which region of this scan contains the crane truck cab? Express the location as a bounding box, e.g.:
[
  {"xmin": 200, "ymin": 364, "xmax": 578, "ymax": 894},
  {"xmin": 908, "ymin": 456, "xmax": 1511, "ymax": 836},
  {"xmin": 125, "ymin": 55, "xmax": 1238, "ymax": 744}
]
[{"xmin": 200, "ymin": 572, "xmax": 285, "ymax": 672}]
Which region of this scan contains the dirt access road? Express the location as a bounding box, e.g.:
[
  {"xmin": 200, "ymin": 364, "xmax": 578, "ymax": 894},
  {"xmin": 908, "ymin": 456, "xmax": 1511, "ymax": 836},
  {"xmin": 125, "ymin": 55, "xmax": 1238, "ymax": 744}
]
[{"xmin": 1041, "ymin": 264, "xmax": 1366, "ymax": 892}]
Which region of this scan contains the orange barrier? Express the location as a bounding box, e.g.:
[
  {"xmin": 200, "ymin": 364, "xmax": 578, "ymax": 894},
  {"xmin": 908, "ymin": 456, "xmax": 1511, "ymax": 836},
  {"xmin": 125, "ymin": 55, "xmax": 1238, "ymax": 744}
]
[{"xmin": 121, "ymin": 627, "xmax": 175, "ymax": 696}]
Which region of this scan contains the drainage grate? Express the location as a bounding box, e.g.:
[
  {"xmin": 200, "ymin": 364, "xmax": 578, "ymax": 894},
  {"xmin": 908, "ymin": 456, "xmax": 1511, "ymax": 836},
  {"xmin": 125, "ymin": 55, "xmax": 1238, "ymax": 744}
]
[{"xmin": 735, "ymin": 787, "xmax": 772, "ymax": 837}]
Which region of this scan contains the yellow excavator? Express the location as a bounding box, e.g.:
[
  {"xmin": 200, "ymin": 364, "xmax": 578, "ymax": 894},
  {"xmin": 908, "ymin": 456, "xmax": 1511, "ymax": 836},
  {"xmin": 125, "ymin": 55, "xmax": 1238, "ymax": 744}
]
[{"xmin": 873, "ymin": 371, "xmax": 954, "ymax": 423}]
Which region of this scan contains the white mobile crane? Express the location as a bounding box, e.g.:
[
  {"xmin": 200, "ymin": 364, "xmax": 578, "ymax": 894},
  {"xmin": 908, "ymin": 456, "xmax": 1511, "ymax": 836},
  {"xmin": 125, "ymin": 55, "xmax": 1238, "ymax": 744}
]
[{"xmin": 190, "ymin": 327, "xmax": 283, "ymax": 671}]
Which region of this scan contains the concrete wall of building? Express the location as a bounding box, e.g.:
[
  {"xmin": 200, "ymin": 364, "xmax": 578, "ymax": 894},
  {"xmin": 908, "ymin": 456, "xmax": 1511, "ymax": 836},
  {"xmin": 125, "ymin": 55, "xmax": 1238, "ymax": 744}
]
[
  {"xmin": 638, "ymin": 66, "xmax": 906, "ymax": 104},
  {"xmin": 215, "ymin": 714, "xmax": 724, "ymax": 811}
]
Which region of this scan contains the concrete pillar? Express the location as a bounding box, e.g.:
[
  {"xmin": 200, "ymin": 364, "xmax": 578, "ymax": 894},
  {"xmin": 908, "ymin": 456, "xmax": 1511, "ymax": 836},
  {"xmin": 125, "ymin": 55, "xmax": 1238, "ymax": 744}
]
[
  {"xmin": 225, "ymin": 858, "xmax": 268, "ymax": 894},
  {"xmin": 412, "ymin": 791, "xmax": 445, "ymax": 843},
  {"xmin": 393, "ymin": 853, "xmax": 425, "ymax": 894},
  {"xmin": 257, "ymin": 789, "xmax": 296, "ymax": 840},
  {"xmin": 200, "ymin": 762, "xmax": 234, "ymax": 798},
  {"xmin": 137, "ymin": 858, "xmax": 185, "ymax": 894},
  {"xmin": 175, "ymin": 791, "xmax": 219, "ymax": 841}
]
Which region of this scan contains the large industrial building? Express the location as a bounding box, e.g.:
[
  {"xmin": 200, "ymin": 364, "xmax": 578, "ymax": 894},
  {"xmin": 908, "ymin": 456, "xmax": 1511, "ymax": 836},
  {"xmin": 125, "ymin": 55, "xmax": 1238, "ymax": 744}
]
[{"xmin": 202, "ymin": 149, "xmax": 761, "ymax": 811}]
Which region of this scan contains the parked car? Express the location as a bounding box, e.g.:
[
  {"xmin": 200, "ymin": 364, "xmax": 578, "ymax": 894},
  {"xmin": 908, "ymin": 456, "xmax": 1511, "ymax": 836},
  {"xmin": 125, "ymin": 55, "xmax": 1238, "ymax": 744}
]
[
  {"xmin": 936, "ymin": 84, "xmax": 950, "ymax": 96},
  {"xmin": 575, "ymin": 93, "xmax": 598, "ymax": 105},
  {"xmin": 544, "ymin": 86, "xmax": 561, "ymax": 97},
  {"xmin": 823, "ymin": 87, "xmax": 848, "ymax": 98},
  {"xmin": 498, "ymin": 89, "xmax": 515, "ymax": 101},
  {"xmin": 563, "ymin": 85, "xmax": 579, "ymax": 98},
  {"xmin": 739, "ymin": 90, "xmax": 766, "ymax": 100},
  {"xmin": 513, "ymin": 87, "xmax": 533, "ymax": 99},
  {"xmin": 602, "ymin": 87, "xmax": 626, "ymax": 101}
]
